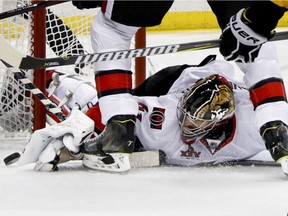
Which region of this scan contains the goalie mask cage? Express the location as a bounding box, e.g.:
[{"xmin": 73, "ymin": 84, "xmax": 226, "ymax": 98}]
[{"xmin": 0, "ymin": 0, "xmax": 146, "ymax": 141}]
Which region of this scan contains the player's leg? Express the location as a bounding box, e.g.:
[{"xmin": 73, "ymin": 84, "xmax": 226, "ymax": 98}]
[
  {"xmin": 81, "ymin": 11, "xmax": 139, "ymax": 171},
  {"xmin": 238, "ymin": 42, "xmax": 288, "ymax": 175},
  {"xmin": 81, "ymin": 1, "xmax": 173, "ymax": 171}
]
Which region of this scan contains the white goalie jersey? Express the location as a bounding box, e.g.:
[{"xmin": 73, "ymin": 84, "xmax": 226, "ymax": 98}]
[
  {"xmin": 134, "ymin": 60, "xmax": 266, "ymax": 166},
  {"xmin": 46, "ymin": 44, "xmax": 287, "ymax": 167},
  {"xmin": 47, "ymin": 60, "xmax": 269, "ymax": 166},
  {"xmin": 134, "ymin": 43, "xmax": 288, "ymax": 166}
]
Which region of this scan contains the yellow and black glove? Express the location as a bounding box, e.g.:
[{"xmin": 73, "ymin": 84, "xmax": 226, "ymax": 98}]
[
  {"xmin": 220, "ymin": 2, "xmax": 287, "ymax": 63},
  {"xmin": 220, "ymin": 8, "xmax": 271, "ymax": 63}
]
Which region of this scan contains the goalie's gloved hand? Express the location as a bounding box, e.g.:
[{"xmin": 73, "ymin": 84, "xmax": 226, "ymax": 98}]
[
  {"xmin": 72, "ymin": 0, "xmax": 102, "ymax": 10},
  {"xmin": 220, "ymin": 8, "xmax": 273, "ymax": 63}
]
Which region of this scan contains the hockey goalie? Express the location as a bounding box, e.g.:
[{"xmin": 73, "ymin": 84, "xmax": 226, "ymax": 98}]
[{"xmin": 5, "ymin": 43, "xmax": 288, "ymax": 176}]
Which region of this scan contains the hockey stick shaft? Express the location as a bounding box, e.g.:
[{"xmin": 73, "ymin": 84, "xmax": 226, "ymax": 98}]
[
  {"xmin": 13, "ymin": 70, "xmax": 66, "ymax": 121},
  {"xmin": 1, "ymin": 60, "xmax": 66, "ymax": 121},
  {"xmin": 1, "ymin": 31, "xmax": 288, "ymax": 70},
  {"xmin": 0, "ymin": 0, "xmax": 70, "ymax": 20}
]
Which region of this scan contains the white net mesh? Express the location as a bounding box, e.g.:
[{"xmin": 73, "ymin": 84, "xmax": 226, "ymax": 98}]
[
  {"xmin": 0, "ymin": 68, "xmax": 33, "ymax": 129},
  {"xmin": 0, "ymin": 0, "xmax": 33, "ymax": 140},
  {"xmin": 45, "ymin": 3, "xmax": 97, "ymax": 75}
]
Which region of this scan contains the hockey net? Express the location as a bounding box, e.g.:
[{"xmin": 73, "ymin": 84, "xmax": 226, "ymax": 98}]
[{"xmin": 0, "ymin": 0, "xmax": 146, "ymax": 141}]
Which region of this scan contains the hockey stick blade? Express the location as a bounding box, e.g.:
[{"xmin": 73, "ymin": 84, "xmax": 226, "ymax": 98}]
[
  {"xmin": 0, "ymin": 0, "xmax": 70, "ymax": 20},
  {"xmin": 1, "ymin": 31, "xmax": 288, "ymax": 70}
]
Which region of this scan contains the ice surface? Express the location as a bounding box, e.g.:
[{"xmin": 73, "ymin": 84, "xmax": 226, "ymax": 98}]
[{"xmin": 1, "ymin": 29, "xmax": 288, "ymax": 216}]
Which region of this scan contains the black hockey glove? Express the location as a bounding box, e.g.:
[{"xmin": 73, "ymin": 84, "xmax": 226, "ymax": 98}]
[
  {"xmin": 220, "ymin": 8, "xmax": 272, "ymax": 63},
  {"xmin": 72, "ymin": 0, "xmax": 102, "ymax": 10}
]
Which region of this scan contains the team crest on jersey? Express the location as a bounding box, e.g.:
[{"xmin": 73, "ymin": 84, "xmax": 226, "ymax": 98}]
[
  {"xmin": 180, "ymin": 145, "xmax": 201, "ymax": 158},
  {"xmin": 200, "ymin": 139, "xmax": 223, "ymax": 155},
  {"xmin": 137, "ymin": 102, "xmax": 149, "ymax": 122},
  {"xmin": 149, "ymin": 107, "xmax": 165, "ymax": 130}
]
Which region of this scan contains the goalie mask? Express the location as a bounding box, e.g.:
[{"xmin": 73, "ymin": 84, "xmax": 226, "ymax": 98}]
[{"xmin": 177, "ymin": 74, "xmax": 235, "ymax": 140}]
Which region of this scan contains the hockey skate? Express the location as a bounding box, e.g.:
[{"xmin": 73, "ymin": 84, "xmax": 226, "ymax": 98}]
[
  {"xmin": 260, "ymin": 120, "xmax": 288, "ymax": 176},
  {"xmin": 81, "ymin": 115, "xmax": 136, "ymax": 172}
]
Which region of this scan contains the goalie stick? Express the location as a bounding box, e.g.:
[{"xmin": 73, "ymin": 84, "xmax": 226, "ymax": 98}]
[
  {"xmin": 1, "ymin": 31, "xmax": 288, "ymax": 70},
  {"xmin": 0, "ymin": 0, "xmax": 70, "ymax": 20},
  {"xmin": 1, "ymin": 60, "xmax": 67, "ymax": 165},
  {"xmin": 1, "ymin": 60, "xmax": 66, "ymax": 121},
  {"xmin": 13, "ymin": 70, "xmax": 66, "ymax": 120}
]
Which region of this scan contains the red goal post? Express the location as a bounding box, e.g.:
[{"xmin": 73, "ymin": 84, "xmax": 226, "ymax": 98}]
[{"xmin": 0, "ymin": 0, "xmax": 146, "ymax": 140}]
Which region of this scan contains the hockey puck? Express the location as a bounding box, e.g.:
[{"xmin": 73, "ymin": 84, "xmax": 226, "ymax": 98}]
[{"xmin": 3, "ymin": 152, "xmax": 21, "ymax": 166}]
